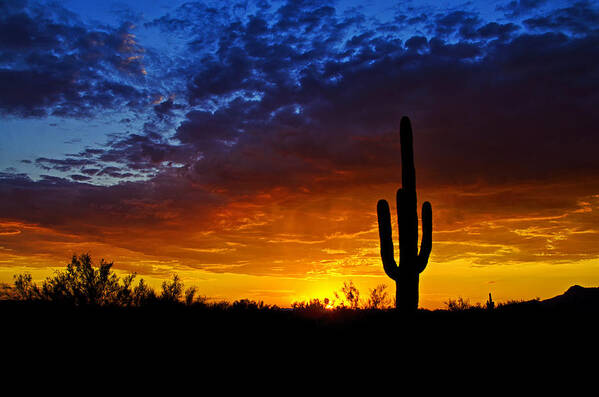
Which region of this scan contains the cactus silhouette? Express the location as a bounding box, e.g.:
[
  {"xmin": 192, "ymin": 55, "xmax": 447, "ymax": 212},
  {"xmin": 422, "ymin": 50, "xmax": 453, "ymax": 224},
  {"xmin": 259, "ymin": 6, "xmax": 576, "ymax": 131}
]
[
  {"xmin": 486, "ymin": 293, "xmax": 495, "ymax": 310},
  {"xmin": 377, "ymin": 116, "xmax": 432, "ymax": 311}
]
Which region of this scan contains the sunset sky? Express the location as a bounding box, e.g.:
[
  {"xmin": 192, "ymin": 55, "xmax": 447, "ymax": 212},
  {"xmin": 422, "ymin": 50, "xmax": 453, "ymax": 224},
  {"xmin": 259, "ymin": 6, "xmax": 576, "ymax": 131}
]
[{"xmin": 1, "ymin": 0, "xmax": 598, "ymax": 308}]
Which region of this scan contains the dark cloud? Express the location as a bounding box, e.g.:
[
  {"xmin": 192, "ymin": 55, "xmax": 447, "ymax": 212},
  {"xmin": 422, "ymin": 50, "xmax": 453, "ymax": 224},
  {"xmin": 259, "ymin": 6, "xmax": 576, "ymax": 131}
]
[
  {"xmin": 35, "ymin": 157, "xmax": 97, "ymax": 172},
  {"xmin": 405, "ymin": 36, "xmax": 428, "ymax": 51},
  {"xmin": 0, "ymin": 3, "xmax": 148, "ymax": 118},
  {"xmin": 97, "ymin": 132, "xmax": 192, "ymax": 172},
  {"xmin": 497, "ymin": 0, "xmax": 548, "ymax": 17},
  {"xmin": 78, "ymin": 149, "xmax": 106, "ymax": 158},
  {"xmin": 434, "ymin": 10, "xmax": 481, "ymax": 37},
  {"xmin": 81, "ymin": 168, "xmax": 101, "ymax": 176},
  {"xmin": 34, "ymin": 0, "xmax": 587, "ymax": 194},
  {"xmin": 8, "ymin": 0, "xmax": 598, "ymax": 192},
  {"xmin": 473, "ymin": 22, "xmax": 520, "ymax": 40},
  {"xmin": 94, "ymin": 166, "xmax": 136, "ymax": 179},
  {"xmin": 153, "ymin": 0, "xmax": 597, "ymax": 195},
  {"xmin": 0, "ymin": 170, "xmax": 234, "ymax": 276},
  {"xmin": 523, "ymin": 1, "xmax": 599, "ymax": 34},
  {"xmin": 70, "ymin": 174, "xmax": 92, "ymax": 182},
  {"xmin": 153, "ymin": 98, "xmax": 185, "ymax": 121}
]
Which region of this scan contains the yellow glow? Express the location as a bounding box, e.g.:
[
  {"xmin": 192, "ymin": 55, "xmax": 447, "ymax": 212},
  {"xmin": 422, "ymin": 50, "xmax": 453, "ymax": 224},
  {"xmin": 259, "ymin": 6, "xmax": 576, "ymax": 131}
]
[{"xmin": 1, "ymin": 183, "xmax": 599, "ymax": 308}]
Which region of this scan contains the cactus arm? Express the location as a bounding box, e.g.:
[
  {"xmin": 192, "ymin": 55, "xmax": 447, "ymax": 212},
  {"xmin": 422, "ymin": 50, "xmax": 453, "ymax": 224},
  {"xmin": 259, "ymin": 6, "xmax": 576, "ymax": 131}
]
[
  {"xmin": 377, "ymin": 199, "xmax": 399, "ymax": 281},
  {"xmin": 417, "ymin": 201, "xmax": 432, "ymax": 273}
]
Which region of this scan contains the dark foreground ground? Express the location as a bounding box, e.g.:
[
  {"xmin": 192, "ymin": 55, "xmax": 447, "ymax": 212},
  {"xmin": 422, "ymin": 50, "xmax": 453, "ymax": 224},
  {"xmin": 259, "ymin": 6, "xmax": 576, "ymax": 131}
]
[
  {"xmin": 4, "ymin": 287, "xmax": 599, "ymax": 349},
  {"xmin": 3, "ymin": 285, "xmax": 599, "ymax": 382}
]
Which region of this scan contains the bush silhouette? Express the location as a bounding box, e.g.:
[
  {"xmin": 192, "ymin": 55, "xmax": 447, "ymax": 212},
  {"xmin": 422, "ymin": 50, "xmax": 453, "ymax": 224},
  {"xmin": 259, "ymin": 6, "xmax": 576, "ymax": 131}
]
[
  {"xmin": 291, "ymin": 298, "xmax": 329, "ymax": 312},
  {"xmin": 184, "ymin": 286, "xmax": 197, "ymax": 305},
  {"xmin": 13, "ymin": 273, "xmax": 40, "ymax": 301},
  {"xmin": 160, "ymin": 274, "xmax": 184, "ymax": 304},
  {"xmin": 231, "ymin": 299, "xmax": 272, "ymax": 311},
  {"xmin": 9, "ymin": 253, "xmax": 201, "ymax": 307},
  {"xmin": 338, "ymin": 280, "xmax": 360, "ymax": 309},
  {"xmin": 12, "ymin": 253, "xmax": 137, "ymax": 306},
  {"xmin": 367, "ymin": 284, "xmax": 390, "ymax": 309},
  {"xmin": 445, "ymin": 297, "xmax": 475, "ymax": 312},
  {"xmin": 132, "ymin": 278, "xmax": 157, "ymax": 305}
]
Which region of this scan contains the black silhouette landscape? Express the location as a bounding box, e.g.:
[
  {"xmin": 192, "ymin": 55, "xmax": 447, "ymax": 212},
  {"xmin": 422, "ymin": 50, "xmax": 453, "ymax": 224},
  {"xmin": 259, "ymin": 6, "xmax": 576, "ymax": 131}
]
[{"xmin": 3, "ymin": 253, "xmax": 599, "ymax": 362}]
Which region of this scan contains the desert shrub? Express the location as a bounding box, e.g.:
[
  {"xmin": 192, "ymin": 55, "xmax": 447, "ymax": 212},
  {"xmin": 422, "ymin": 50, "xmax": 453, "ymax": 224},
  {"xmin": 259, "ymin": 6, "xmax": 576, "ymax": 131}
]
[
  {"xmin": 184, "ymin": 286, "xmax": 197, "ymax": 305},
  {"xmin": 209, "ymin": 300, "xmax": 231, "ymax": 310},
  {"xmin": 334, "ymin": 281, "xmax": 361, "ymax": 309},
  {"xmin": 445, "ymin": 297, "xmax": 470, "ymax": 311},
  {"xmin": 496, "ymin": 298, "xmax": 539, "ymax": 309},
  {"xmin": 35, "ymin": 253, "xmax": 136, "ymax": 306},
  {"xmin": 367, "ymin": 284, "xmax": 390, "ymax": 309},
  {"xmin": 160, "ymin": 274, "xmax": 183, "ymax": 303},
  {"xmin": 445, "ymin": 297, "xmax": 484, "ymax": 312},
  {"xmin": 231, "ymin": 299, "xmax": 271, "ymax": 310},
  {"xmin": 291, "ymin": 298, "xmax": 328, "ymax": 312},
  {"xmin": 132, "ymin": 278, "xmax": 156, "ymax": 306},
  {"xmin": 13, "ymin": 273, "xmax": 41, "ymax": 300},
  {"xmin": 8, "ymin": 253, "xmax": 199, "ymax": 307},
  {"xmin": 0, "ymin": 282, "xmax": 14, "ymax": 300}
]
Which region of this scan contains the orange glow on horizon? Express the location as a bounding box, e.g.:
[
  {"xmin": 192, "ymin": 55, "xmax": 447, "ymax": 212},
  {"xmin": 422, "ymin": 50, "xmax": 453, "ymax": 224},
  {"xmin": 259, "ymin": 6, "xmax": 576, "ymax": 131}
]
[{"xmin": 2, "ymin": 181, "xmax": 599, "ymax": 309}]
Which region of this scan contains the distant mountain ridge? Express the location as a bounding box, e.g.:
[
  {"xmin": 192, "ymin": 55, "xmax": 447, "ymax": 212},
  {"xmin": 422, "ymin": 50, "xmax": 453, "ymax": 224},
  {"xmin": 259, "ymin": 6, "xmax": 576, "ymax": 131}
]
[
  {"xmin": 539, "ymin": 285, "xmax": 599, "ymax": 310},
  {"xmin": 493, "ymin": 285, "xmax": 599, "ymax": 315}
]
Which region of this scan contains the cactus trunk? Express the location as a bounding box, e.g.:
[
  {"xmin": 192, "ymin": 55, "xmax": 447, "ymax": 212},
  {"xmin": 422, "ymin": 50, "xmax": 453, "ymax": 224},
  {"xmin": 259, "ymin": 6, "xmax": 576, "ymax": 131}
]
[
  {"xmin": 377, "ymin": 116, "xmax": 432, "ymax": 311},
  {"xmin": 397, "ymin": 269, "xmax": 419, "ymax": 311}
]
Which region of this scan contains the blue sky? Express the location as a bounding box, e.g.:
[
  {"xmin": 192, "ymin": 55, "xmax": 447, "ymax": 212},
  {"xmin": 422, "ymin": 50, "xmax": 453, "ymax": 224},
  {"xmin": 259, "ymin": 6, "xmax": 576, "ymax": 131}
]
[{"xmin": 0, "ymin": 0, "xmax": 588, "ymax": 183}]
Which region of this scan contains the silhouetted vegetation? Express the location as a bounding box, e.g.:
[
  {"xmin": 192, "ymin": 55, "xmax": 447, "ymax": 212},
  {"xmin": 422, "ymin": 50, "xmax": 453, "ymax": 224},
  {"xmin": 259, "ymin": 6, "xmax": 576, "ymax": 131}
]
[
  {"xmin": 7, "ymin": 253, "xmax": 205, "ymax": 306},
  {"xmin": 486, "ymin": 293, "xmax": 495, "ymax": 310},
  {"xmin": 4, "ymin": 253, "xmax": 284, "ymax": 312},
  {"xmin": 445, "ymin": 297, "xmax": 481, "ymax": 312},
  {"xmin": 11, "ymin": 254, "xmax": 140, "ymax": 306},
  {"xmin": 336, "ymin": 280, "xmax": 361, "ymax": 309},
  {"xmin": 291, "ymin": 281, "xmax": 393, "ymax": 311},
  {"xmin": 3, "ymin": 254, "xmax": 599, "ymax": 365},
  {"xmin": 4, "ymin": 254, "xmax": 598, "ymax": 320},
  {"xmin": 377, "ymin": 116, "xmax": 432, "ymax": 311},
  {"xmin": 366, "ymin": 284, "xmax": 390, "ymax": 309},
  {"xmin": 291, "ymin": 298, "xmax": 329, "ymax": 312}
]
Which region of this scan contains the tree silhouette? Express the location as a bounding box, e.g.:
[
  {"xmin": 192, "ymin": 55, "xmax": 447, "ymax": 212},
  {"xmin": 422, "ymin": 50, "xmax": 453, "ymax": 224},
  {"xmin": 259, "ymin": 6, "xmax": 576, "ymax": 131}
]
[
  {"xmin": 184, "ymin": 286, "xmax": 198, "ymax": 305},
  {"xmin": 8, "ymin": 253, "xmax": 199, "ymax": 306},
  {"xmin": 13, "ymin": 273, "xmax": 40, "ymax": 300},
  {"xmin": 16, "ymin": 253, "xmax": 137, "ymax": 305},
  {"xmin": 160, "ymin": 274, "xmax": 184, "ymax": 303},
  {"xmin": 377, "ymin": 116, "xmax": 432, "ymax": 311},
  {"xmin": 132, "ymin": 278, "xmax": 156, "ymax": 305}
]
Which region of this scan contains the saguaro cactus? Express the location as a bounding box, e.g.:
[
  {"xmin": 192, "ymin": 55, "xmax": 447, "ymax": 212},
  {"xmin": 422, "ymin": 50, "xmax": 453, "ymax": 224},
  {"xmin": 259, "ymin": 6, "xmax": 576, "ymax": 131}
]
[{"xmin": 377, "ymin": 116, "xmax": 432, "ymax": 311}]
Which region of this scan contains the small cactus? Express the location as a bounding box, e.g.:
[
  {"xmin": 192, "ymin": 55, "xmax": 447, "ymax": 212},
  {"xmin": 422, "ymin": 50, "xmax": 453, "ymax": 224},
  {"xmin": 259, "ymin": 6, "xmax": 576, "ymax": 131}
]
[
  {"xmin": 486, "ymin": 293, "xmax": 495, "ymax": 310},
  {"xmin": 377, "ymin": 116, "xmax": 432, "ymax": 311}
]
